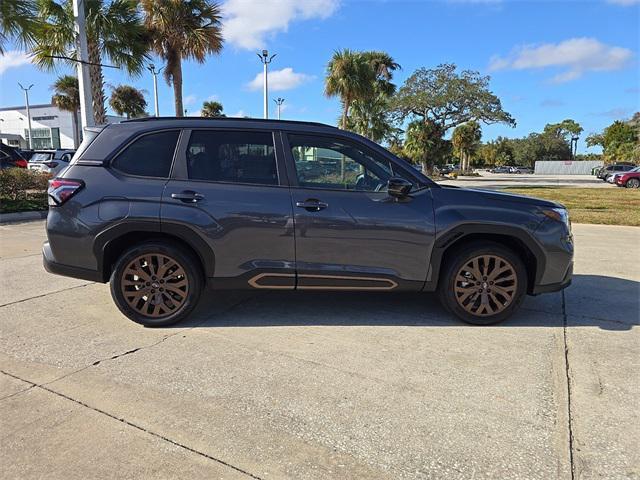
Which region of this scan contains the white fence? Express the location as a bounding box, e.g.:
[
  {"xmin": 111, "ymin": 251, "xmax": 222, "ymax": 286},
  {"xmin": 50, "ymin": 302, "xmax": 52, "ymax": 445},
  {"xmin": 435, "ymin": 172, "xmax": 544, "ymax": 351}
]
[{"xmin": 534, "ymin": 160, "xmax": 603, "ymax": 175}]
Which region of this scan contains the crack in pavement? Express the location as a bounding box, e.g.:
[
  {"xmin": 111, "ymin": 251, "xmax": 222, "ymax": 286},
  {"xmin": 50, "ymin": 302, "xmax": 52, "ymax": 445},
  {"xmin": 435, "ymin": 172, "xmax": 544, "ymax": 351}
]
[
  {"xmin": 0, "ymin": 369, "xmax": 263, "ymax": 479},
  {"xmin": 562, "ymin": 290, "xmax": 576, "ymax": 480},
  {"xmin": 0, "ymin": 283, "xmax": 94, "ymax": 308}
]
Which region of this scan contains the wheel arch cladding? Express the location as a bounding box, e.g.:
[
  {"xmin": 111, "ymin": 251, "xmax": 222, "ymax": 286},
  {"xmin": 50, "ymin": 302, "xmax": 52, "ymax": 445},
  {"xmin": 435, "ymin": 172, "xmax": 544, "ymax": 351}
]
[
  {"xmin": 96, "ymin": 224, "xmax": 214, "ymax": 282},
  {"xmin": 427, "ymin": 226, "xmax": 544, "ymax": 294}
]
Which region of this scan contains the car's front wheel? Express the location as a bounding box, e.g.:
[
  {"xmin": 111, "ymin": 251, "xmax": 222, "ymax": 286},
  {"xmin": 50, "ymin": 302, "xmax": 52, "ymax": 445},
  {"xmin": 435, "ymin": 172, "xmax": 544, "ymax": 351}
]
[
  {"xmin": 110, "ymin": 242, "xmax": 203, "ymax": 327},
  {"xmin": 626, "ymin": 178, "xmax": 640, "ymax": 189},
  {"xmin": 438, "ymin": 242, "xmax": 527, "ymax": 325}
]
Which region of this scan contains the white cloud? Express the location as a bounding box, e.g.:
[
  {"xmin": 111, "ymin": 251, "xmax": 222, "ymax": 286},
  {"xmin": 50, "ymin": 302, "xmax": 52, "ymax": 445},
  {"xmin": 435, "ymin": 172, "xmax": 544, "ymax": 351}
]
[
  {"xmin": 0, "ymin": 50, "xmax": 31, "ymax": 75},
  {"xmin": 222, "ymin": 0, "xmax": 339, "ymax": 49},
  {"xmin": 183, "ymin": 94, "xmax": 197, "ymax": 106},
  {"xmin": 246, "ymin": 67, "xmax": 314, "ymax": 91},
  {"xmin": 206, "ymin": 94, "xmax": 219, "ymax": 101},
  {"xmin": 607, "ymin": 0, "xmax": 639, "ymax": 5},
  {"xmin": 230, "ymin": 109, "xmax": 248, "ymax": 117},
  {"xmin": 489, "ymin": 37, "xmax": 633, "ymax": 83},
  {"xmin": 592, "ymin": 107, "xmax": 633, "ymax": 118}
]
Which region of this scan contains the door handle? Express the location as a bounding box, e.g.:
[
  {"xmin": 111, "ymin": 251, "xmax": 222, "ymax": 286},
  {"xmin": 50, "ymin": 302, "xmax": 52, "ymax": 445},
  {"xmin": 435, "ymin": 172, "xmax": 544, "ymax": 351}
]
[
  {"xmin": 295, "ymin": 199, "xmax": 328, "ymax": 212},
  {"xmin": 171, "ymin": 190, "xmax": 205, "ymax": 203}
]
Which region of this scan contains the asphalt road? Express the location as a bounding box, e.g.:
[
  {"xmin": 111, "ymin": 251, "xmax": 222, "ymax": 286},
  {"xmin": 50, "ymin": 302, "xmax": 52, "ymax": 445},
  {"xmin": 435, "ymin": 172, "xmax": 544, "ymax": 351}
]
[
  {"xmin": 439, "ymin": 173, "xmax": 612, "ymax": 189},
  {"xmin": 0, "ymin": 220, "xmax": 638, "ymax": 479}
]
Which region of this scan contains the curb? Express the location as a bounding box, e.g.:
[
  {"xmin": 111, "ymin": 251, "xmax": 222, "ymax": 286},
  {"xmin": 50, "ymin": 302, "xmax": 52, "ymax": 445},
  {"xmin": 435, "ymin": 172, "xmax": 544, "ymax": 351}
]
[{"xmin": 0, "ymin": 210, "xmax": 47, "ymax": 224}]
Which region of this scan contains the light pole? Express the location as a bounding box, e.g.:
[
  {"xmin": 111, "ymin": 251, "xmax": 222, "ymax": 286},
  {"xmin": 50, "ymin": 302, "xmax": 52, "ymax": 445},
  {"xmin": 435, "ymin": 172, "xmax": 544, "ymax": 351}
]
[
  {"xmin": 257, "ymin": 50, "xmax": 276, "ymax": 119},
  {"xmin": 274, "ymin": 97, "xmax": 285, "ymax": 120},
  {"xmin": 571, "ymin": 135, "xmax": 579, "ymax": 161},
  {"xmin": 147, "ymin": 64, "xmax": 163, "ymax": 117},
  {"xmin": 72, "ymin": 0, "xmax": 95, "ymax": 128},
  {"xmin": 18, "ymin": 83, "xmax": 34, "ymax": 149}
]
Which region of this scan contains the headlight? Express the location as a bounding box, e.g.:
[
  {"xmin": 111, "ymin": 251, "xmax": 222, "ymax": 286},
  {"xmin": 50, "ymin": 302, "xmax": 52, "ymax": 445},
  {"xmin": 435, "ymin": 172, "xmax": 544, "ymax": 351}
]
[{"xmin": 541, "ymin": 207, "xmax": 571, "ymax": 231}]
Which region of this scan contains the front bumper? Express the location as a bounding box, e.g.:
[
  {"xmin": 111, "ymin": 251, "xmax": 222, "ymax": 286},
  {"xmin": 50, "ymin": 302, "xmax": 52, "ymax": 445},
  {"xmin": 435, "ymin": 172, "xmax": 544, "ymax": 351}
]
[
  {"xmin": 43, "ymin": 242, "xmax": 103, "ymax": 282},
  {"xmin": 531, "ymin": 261, "xmax": 573, "ymax": 295}
]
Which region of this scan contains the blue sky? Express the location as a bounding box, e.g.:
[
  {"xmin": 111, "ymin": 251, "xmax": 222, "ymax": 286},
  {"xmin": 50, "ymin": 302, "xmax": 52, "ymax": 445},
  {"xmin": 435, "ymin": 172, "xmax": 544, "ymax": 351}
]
[{"xmin": 0, "ymin": 0, "xmax": 638, "ymax": 152}]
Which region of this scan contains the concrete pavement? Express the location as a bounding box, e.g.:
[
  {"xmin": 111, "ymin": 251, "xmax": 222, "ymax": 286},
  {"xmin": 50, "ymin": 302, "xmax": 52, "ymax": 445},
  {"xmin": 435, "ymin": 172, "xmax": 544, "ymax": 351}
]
[{"xmin": 0, "ymin": 220, "xmax": 638, "ymax": 479}]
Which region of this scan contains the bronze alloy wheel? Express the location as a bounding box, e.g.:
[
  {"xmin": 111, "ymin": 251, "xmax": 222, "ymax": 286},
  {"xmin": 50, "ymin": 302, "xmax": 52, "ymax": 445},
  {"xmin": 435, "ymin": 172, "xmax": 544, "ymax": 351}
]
[
  {"xmin": 120, "ymin": 254, "xmax": 189, "ymax": 318},
  {"xmin": 453, "ymin": 254, "xmax": 518, "ymax": 317}
]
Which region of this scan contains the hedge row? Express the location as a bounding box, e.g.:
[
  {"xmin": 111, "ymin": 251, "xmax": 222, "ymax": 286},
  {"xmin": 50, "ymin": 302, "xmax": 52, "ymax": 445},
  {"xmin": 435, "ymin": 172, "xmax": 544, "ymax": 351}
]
[{"xmin": 0, "ymin": 168, "xmax": 50, "ymax": 201}]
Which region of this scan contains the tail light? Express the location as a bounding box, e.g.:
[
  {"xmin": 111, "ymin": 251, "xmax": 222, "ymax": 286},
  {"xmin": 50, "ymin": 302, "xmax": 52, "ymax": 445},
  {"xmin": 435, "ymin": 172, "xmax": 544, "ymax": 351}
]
[
  {"xmin": 15, "ymin": 159, "xmax": 28, "ymax": 168},
  {"xmin": 44, "ymin": 161, "xmax": 59, "ymax": 168},
  {"xmin": 48, "ymin": 178, "xmax": 84, "ymax": 206}
]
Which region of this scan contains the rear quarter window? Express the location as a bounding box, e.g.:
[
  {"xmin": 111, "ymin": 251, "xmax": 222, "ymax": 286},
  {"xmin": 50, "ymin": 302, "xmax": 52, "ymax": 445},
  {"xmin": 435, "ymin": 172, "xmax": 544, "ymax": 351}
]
[{"xmin": 111, "ymin": 130, "xmax": 180, "ymax": 178}]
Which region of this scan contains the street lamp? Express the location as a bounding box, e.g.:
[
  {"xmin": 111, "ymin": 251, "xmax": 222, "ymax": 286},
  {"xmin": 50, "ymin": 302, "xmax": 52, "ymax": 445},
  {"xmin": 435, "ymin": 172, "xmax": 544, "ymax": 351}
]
[
  {"xmin": 257, "ymin": 49, "xmax": 276, "ymax": 119},
  {"xmin": 273, "ymin": 97, "xmax": 285, "ymax": 120},
  {"xmin": 571, "ymin": 135, "xmax": 579, "ymax": 160},
  {"xmin": 18, "ymin": 83, "xmax": 34, "ymax": 149},
  {"xmin": 147, "ymin": 63, "xmax": 164, "ymax": 117}
]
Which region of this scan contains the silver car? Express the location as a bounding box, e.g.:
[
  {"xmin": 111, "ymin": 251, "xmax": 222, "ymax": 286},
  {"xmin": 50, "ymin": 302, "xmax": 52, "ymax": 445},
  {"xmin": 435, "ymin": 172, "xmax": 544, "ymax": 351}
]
[{"xmin": 28, "ymin": 149, "xmax": 75, "ymax": 175}]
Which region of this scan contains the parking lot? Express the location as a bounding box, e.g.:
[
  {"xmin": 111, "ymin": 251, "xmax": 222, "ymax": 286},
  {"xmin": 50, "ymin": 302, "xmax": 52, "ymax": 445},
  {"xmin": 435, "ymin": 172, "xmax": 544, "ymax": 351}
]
[
  {"xmin": 439, "ymin": 172, "xmax": 612, "ymax": 189},
  {"xmin": 0, "ymin": 220, "xmax": 638, "ymax": 479}
]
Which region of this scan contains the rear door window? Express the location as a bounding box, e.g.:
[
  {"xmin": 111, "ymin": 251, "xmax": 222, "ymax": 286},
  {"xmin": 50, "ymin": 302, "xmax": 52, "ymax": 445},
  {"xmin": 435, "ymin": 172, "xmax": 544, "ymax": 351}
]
[
  {"xmin": 112, "ymin": 130, "xmax": 179, "ymax": 178},
  {"xmin": 186, "ymin": 130, "xmax": 278, "ymax": 185}
]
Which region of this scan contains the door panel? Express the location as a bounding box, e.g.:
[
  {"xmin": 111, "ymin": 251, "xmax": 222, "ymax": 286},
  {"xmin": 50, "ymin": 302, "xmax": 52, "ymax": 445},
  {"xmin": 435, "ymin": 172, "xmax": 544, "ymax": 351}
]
[
  {"xmin": 291, "ymin": 188, "xmax": 435, "ymax": 289},
  {"xmin": 285, "ymin": 133, "xmax": 436, "ymax": 290},
  {"xmin": 163, "ymin": 129, "xmax": 295, "ymax": 288}
]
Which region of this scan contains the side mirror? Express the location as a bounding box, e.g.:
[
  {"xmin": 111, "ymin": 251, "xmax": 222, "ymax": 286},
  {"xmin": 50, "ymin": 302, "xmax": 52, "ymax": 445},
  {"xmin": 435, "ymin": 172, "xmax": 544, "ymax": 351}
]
[{"xmin": 387, "ymin": 177, "xmax": 412, "ymax": 198}]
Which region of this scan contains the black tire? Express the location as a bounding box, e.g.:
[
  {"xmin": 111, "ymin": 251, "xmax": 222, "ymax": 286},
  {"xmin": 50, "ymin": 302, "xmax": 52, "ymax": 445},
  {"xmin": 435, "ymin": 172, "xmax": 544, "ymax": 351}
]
[
  {"xmin": 626, "ymin": 178, "xmax": 640, "ymax": 189},
  {"xmin": 110, "ymin": 241, "xmax": 203, "ymax": 327},
  {"xmin": 437, "ymin": 242, "xmax": 528, "ymax": 325}
]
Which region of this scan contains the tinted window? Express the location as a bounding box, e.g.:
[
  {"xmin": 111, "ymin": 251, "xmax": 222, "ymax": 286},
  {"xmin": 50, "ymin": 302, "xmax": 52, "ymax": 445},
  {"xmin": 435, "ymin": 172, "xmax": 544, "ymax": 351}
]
[
  {"xmin": 186, "ymin": 130, "xmax": 277, "ymax": 185},
  {"xmin": 288, "ymin": 134, "xmax": 401, "ymax": 191},
  {"xmin": 112, "ymin": 130, "xmax": 179, "ymax": 177}
]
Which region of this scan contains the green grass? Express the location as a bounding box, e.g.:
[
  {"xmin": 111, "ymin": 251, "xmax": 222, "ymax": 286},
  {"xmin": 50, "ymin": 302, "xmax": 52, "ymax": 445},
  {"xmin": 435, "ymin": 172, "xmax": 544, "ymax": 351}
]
[
  {"xmin": 503, "ymin": 187, "xmax": 640, "ymax": 226},
  {"xmin": 0, "ymin": 194, "xmax": 48, "ymax": 214}
]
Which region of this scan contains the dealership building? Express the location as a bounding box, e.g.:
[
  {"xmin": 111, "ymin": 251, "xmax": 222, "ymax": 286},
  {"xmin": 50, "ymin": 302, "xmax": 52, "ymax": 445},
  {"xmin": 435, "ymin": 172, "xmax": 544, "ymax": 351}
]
[{"xmin": 0, "ymin": 103, "xmax": 123, "ymax": 150}]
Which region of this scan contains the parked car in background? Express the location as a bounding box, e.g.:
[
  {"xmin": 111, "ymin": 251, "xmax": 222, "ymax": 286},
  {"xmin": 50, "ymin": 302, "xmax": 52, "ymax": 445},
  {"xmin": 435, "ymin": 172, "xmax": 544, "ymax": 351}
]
[
  {"xmin": 0, "ymin": 143, "xmax": 28, "ymax": 169},
  {"xmin": 615, "ymin": 167, "xmax": 640, "ymax": 188},
  {"xmin": 490, "ymin": 166, "xmax": 512, "ymax": 174},
  {"xmin": 43, "ymin": 117, "xmax": 573, "ymax": 328},
  {"xmin": 597, "ymin": 164, "xmax": 635, "ymax": 180},
  {"xmin": 509, "ymin": 166, "xmax": 533, "ymax": 174},
  {"xmin": 27, "ymin": 149, "xmax": 75, "ymax": 176}
]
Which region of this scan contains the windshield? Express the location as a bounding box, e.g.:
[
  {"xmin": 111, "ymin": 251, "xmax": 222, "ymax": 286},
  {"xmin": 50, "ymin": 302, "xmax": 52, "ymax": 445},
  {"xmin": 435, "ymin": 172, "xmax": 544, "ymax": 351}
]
[{"xmin": 31, "ymin": 153, "xmax": 54, "ymax": 161}]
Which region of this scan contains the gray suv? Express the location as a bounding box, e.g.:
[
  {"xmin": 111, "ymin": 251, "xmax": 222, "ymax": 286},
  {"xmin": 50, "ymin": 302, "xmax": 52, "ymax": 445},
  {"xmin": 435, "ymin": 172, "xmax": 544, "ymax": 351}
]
[{"xmin": 44, "ymin": 118, "xmax": 573, "ymax": 326}]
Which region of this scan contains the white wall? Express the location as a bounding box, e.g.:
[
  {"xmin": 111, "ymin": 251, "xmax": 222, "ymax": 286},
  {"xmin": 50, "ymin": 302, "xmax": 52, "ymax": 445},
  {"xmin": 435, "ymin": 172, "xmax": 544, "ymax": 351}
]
[{"xmin": 534, "ymin": 160, "xmax": 604, "ymax": 175}]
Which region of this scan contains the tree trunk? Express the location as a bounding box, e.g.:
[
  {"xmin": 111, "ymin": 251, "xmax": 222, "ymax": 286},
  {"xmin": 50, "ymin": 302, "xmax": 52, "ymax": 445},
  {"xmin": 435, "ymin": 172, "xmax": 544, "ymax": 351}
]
[
  {"xmin": 87, "ymin": 39, "xmax": 106, "ymax": 125},
  {"xmin": 341, "ymin": 96, "xmax": 351, "ymax": 130},
  {"xmin": 172, "ymin": 57, "xmax": 184, "ymax": 117}
]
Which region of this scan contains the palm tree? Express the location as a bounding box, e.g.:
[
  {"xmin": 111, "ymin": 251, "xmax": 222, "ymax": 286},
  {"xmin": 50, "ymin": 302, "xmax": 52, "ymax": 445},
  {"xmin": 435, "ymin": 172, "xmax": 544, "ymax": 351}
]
[
  {"xmin": 452, "ymin": 121, "xmax": 482, "ymax": 173},
  {"xmin": 109, "ymin": 85, "xmax": 147, "ymax": 119},
  {"xmin": 325, "ymin": 49, "xmax": 375, "ymax": 129},
  {"xmin": 141, "ymin": 0, "xmax": 224, "ymax": 117},
  {"xmin": 347, "ymin": 93, "xmax": 393, "ymax": 143},
  {"xmin": 0, "ymin": 0, "xmax": 38, "ymax": 54},
  {"xmin": 201, "ymin": 100, "xmax": 224, "ymax": 117},
  {"xmin": 51, "ymin": 75, "xmax": 81, "ymax": 147},
  {"xmin": 32, "ymin": 0, "xmax": 148, "ymax": 125},
  {"xmin": 362, "ymin": 50, "xmax": 400, "ymax": 97}
]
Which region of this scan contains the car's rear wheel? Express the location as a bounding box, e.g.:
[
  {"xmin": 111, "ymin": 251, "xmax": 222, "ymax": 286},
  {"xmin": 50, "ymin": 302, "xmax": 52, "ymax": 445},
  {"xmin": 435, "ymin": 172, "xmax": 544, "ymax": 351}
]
[
  {"xmin": 438, "ymin": 242, "xmax": 527, "ymax": 325},
  {"xmin": 110, "ymin": 242, "xmax": 203, "ymax": 327},
  {"xmin": 626, "ymin": 178, "xmax": 640, "ymax": 189}
]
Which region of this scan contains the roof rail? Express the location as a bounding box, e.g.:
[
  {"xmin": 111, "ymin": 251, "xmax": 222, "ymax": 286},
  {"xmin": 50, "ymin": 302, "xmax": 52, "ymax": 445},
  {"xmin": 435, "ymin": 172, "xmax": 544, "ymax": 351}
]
[{"xmin": 122, "ymin": 116, "xmax": 334, "ymax": 129}]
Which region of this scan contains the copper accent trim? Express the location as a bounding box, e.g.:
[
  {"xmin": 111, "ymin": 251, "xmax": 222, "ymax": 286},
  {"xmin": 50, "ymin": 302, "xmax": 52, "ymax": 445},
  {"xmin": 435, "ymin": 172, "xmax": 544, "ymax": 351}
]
[
  {"xmin": 247, "ymin": 273, "xmax": 398, "ymax": 291},
  {"xmin": 298, "ymin": 274, "xmax": 398, "ymax": 291},
  {"xmin": 247, "ymin": 273, "xmax": 296, "ymax": 290}
]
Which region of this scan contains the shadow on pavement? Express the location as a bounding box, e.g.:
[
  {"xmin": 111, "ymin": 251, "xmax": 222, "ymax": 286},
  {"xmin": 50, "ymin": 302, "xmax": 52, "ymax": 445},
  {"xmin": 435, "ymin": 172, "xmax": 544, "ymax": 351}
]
[{"xmin": 174, "ymin": 274, "xmax": 638, "ymax": 331}]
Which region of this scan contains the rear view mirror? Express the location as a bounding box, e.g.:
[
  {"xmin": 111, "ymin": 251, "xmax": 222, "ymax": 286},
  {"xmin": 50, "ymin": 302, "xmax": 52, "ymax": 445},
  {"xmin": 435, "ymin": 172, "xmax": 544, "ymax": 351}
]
[{"xmin": 387, "ymin": 177, "xmax": 412, "ymax": 198}]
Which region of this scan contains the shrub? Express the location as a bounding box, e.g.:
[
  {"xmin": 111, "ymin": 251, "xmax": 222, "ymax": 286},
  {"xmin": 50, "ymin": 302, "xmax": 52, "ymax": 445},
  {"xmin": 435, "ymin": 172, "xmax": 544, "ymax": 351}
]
[{"xmin": 0, "ymin": 168, "xmax": 50, "ymax": 201}]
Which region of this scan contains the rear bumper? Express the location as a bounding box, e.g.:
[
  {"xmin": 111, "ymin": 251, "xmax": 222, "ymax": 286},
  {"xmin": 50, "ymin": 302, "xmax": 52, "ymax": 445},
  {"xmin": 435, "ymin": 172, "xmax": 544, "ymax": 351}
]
[
  {"xmin": 531, "ymin": 261, "xmax": 573, "ymax": 295},
  {"xmin": 43, "ymin": 242, "xmax": 104, "ymax": 283}
]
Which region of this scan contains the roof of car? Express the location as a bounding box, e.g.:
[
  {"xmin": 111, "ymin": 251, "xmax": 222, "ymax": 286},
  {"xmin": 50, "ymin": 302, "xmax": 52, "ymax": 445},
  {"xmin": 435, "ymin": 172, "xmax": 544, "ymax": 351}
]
[{"xmin": 120, "ymin": 116, "xmax": 340, "ymax": 133}]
